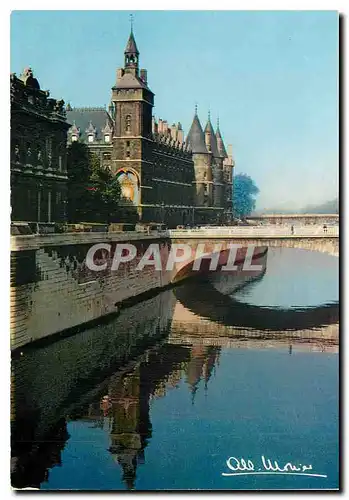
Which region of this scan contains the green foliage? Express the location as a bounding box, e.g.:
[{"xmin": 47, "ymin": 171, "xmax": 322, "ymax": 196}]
[
  {"xmin": 233, "ymin": 173, "xmax": 259, "ymax": 219},
  {"xmin": 66, "ymin": 143, "xmax": 121, "ymax": 223}
]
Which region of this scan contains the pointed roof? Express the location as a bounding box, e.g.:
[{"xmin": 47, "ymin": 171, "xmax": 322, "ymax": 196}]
[
  {"xmin": 114, "ymin": 72, "xmax": 149, "ymax": 90},
  {"xmin": 125, "ymin": 30, "xmax": 139, "ymax": 55},
  {"xmin": 216, "ymin": 125, "xmax": 228, "ymax": 158},
  {"xmin": 85, "ymin": 121, "xmax": 96, "ymax": 135},
  {"xmin": 102, "ymin": 118, "xmax": 112, "ymax": 134},
  {"xmin": 204, "ymin": 118, "xmax": 220, "ymax": 158},
  {"xmin": 186, "ymin": 111, "xmax": 208, "ymax": 154}
]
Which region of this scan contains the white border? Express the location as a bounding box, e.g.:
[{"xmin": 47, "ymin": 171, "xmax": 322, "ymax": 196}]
[{"xmin": 2, "ymin": 4, "xmax": 345, "ymax": 499}]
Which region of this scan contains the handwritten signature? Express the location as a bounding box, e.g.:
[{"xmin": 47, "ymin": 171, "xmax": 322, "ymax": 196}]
[{"xmin": 222, "ymin": 456, "xmax": 327, "ymax": 478}]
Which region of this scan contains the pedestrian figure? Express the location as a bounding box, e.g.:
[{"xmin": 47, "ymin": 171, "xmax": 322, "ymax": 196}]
[
  {"xmin": 323, "ymin": 224, "xmax": 327, "ymax": 233},
  {"xmin": 291, "ymin": 225, "xmax": 294, "ymax": 235}
]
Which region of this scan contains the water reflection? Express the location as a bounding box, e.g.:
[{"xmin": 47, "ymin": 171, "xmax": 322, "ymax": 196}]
[
  {"xmin": 72, "ymin": 343, "xmax": 221, "ymax": 490},
  {"xmin": 11, "ymin": 248, "xmax": 339, "ymax": 490}
]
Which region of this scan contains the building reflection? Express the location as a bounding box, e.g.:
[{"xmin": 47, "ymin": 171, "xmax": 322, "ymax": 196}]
[
  {"xmin": 11, "ymin": 417, "xmax": 69, "ymax": 489},
  {"xmin": 11, "ymin": 264, "xmax": 338, "ymax": 490},
  {"xmin": 82, "ymin": 342, "xmax": 221, "ymax": 490}
]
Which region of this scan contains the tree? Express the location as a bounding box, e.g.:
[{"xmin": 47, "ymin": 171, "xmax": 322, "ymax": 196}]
[
  {"xmin": 66, "ymin": 142, "xmax": 91, "ymax": 222},
  {"xmin": 66, "ymin": 142, "xmax": 121, "ymax": 223},
  {"xmin": 233, "ymin": 173, "xmax": 259, "ymax": 219}
]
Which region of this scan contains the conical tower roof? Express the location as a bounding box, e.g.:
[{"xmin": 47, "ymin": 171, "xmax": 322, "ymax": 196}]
[
  {"xmin": 125, "ymin": 30, "xmax": 139, "ymax": 55},
  {"xmin": 186, "ymin": 110, "xmax": 208, "ymax": 154},
  {"xmin": 215, "ymin": 124, "xmax": 228, "ymax": 159},
  {"xmin": 204, "ymin": 118, "xmax": 220, "ymax": 158}
]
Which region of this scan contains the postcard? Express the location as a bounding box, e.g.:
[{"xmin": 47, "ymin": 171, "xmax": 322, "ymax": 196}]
[{"xmin": 10, "ymin": 10, "xmax": 339, "ymax": 491}]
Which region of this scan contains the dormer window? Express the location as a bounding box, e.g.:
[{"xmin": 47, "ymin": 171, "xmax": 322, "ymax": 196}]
[
  {"xmin": 70, "ymin": 122, "xmax": 80, "ymax": 142},
  {"xmin": 104, "ymin": 135, "xmax": 110, "ymax": 143},
  {"xmin": 85, "ymin": 121, "xmax": 96, "ymax": 144}
]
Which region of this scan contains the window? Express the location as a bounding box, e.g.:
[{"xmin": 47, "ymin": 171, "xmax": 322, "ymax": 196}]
[
  {"xmin": 71, "ymin": 135, "xmax": 78, "ymax": 142},
  {"xmin": 48, "ymin": 191, "xmax": 52, "ymax": 223},
  {"xmin": 37, "ymin": 191, "xmax": 41, "ymax": 222},
  {"xmin": 103, "ymin": 153, "xmax": 111, "ymax": 160},
  {"xmin": 125, "ymin": 115, "xmax": 131, "ymax": 133},
  {"xmin": 58, "ymin": 156, "xmax": 62, "ymax": 171},
  {"xmin": 88, "ymin": 135, "xmax": 94, "ymax": 143},
  {"xmin": 104, "ymin": 135, "xmax": 110, "ymax": 143},
  {"xmin": 126, "ymin": 140, "xmax": 131, "ymax": 159}
]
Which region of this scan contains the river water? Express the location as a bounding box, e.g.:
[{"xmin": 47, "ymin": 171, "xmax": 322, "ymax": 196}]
[{"xmin": 11, "ymin": 248, "xmax": 339, "ymax": 491}]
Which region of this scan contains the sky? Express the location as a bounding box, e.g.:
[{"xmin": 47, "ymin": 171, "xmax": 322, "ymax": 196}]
[{"xmin": 10, "ymin": 10, "xmax": 339, "ymax": 211}]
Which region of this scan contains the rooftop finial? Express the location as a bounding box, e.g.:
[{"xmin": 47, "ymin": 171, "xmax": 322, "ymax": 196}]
[
  {"xmin": 194, "ymin": 103, "xmax": 198, "ymax": 115},
  {"xmin": 217, "ymin": 115, "xmax": 219, "ymax": 129},
  {"xmin": 208, "ymin": 109, "xmax": 211, "ymax": 121},
  {"xmin": 130, "ymin": 13, "xmax": 134, "ymax": 33}
]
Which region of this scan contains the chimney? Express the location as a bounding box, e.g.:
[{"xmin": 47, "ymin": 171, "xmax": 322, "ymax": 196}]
[
  {"xmin": 171, "ymin": 123, "xmax": 177, "ymax": 140},
  {"xmin": 158, "ymin": 118, "xmax": 163, "ymax": 133},
  {"xmin": 177, "ymin": 128, "xmax": 184, "ymax": 143},
  {"xmin": 140, "ymin": 69, "xmax": 147, "ymax": 85},
  {"xmin": 152, "ymin": 116, "xmax": 158, "ymax": 134},
  {"xmin": 227, "ymin": 144, "xmax": 234, "ymax": 166},
  {"xmin": 162, "ymin": 120, "xmax": 168, "ymax": 135},
  {"xmin": 116, "ymin": 68, "xmax": 124, "ymax": 82}
]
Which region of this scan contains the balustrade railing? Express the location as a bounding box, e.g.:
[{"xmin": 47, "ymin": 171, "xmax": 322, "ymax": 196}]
[{"xmin": 168, "ymin": 225, "xmax": 339, "ymax": 238}]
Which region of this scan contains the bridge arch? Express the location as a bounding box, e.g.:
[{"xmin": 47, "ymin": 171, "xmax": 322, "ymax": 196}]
[{"xmin": 167, "ymin": 235, "xmax": 338, "ymax": 284}]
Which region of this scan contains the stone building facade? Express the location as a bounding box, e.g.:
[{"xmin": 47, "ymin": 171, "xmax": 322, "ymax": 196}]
[
  {"xmin": 10, "ymin": 68, "xmax": 70, "ymax": 223},
  {"xmin": 67, "ymin": 29, "xmax": 234, "ymax": 227}
]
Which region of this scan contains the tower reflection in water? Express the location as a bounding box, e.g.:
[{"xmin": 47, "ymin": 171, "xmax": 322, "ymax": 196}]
[
  {"xmin": 11, "ymin": 248, "xmax": 338, "ymax": 490},
  {"xmin": 71, "ymin": 343, "xmax": 221, "ymax": 490}
]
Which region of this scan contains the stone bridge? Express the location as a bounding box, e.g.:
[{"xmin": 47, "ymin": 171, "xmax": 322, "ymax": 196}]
[
  {"xmin": 246, "ymin": 213, "xmax": 339, "ymax": 225},
  {"xmin": 169, "ymin": 225, "xmax": 339, "ymax": 258}
]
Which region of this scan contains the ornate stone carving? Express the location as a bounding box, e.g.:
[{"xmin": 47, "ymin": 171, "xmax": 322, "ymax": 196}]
[
  {"xmin": 26, "ymin": 146, "xmax": 32, "ymax": 164},
  {"xmin": 14, "ymin": 144, "xmax": 20, "ymax": 162}
]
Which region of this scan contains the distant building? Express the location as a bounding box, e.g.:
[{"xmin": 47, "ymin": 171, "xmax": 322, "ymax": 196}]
[
  {"xmin": 10, "ymin": 68, "xmax": 70, "ymax": 223},
  {"xmin": 67, "ymin": 28, "xmax": 234, "ymax": 227}
]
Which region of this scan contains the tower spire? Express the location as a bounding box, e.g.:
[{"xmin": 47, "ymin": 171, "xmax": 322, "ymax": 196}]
[
  {"xmin": 130, "ymin": 13, "xmax": 134, "ymax": 33},
  {"xmin": 124, "ymin": 21, "xmax": 139, "ymax": 75}
]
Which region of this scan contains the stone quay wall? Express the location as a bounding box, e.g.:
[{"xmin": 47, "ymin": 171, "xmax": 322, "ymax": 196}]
[
  {"xmin": 11, "ymin": 231, "xmax": 262, "ymax": 351},
  {"xmin": 11, "ymin": 232, "xmax": 171, "ymax": 351},
  {"xmin": 11, "ymin": 229, "xmax": 337, "ymax": 351}
]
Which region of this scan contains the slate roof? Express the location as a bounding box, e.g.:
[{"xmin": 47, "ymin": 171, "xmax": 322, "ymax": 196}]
[
  {"xmin": 114, "ymin": 72, "xmax": 149, "ymax": 90},
  {"xmin": 66, "ymin": 108, "xmax": 113, "ymax": 141},
  {"xmin": 125, "ymin": 31, "xmax": 139, "ymax": 55},
  {"xmin": 216, "ymin": 126, "xmax": 228, "ymax": 158},
  {"xmin": 186, "ymin": 113, "xmax": 208, "ymax": 154},
  {"xmin": 204, "ymin": 119, "xmax": 220, "ymax": 158}
]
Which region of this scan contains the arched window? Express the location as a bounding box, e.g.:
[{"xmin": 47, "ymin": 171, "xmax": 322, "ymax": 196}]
[
  {"xmin": 116, "ymin": 170, "xmax": 139, "ymax": 206},
  {"xmin": 125, "ymin": 115, "xmax": 132, "ymax": 133}
]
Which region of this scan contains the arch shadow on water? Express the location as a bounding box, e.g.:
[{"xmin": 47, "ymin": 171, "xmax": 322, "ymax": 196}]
[{"xmin": 173, "ymin": 272, "xmax": 339, "ymax": 332}]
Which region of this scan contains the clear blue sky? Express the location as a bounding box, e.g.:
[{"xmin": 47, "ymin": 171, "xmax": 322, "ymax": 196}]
[{"xmin": 10, "ymin": 10, "xmax": 338, "ymax": 211}]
